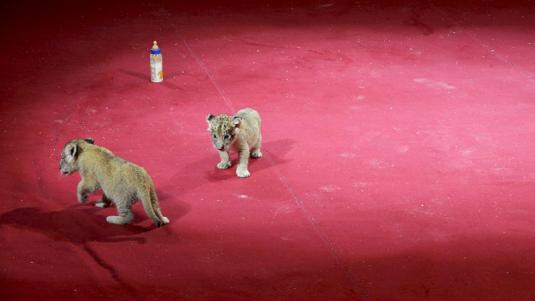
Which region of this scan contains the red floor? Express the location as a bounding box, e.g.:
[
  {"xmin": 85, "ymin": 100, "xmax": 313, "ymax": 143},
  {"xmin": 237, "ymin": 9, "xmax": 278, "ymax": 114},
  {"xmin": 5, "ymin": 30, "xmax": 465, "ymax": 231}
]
[{"xmin": 2, "ymin": 1, "xmax": 535, "ymax": 300}]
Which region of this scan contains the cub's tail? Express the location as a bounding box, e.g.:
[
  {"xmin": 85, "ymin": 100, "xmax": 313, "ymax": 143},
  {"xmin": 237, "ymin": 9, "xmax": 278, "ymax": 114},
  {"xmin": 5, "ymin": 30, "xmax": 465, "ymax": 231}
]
[
  {"xmin": 139, "ymin": 186, "xmax": 170, "ymax": 227},
  {"xmin": 150, "ymin": 187, "xmax": 170, "ymax": 224}
]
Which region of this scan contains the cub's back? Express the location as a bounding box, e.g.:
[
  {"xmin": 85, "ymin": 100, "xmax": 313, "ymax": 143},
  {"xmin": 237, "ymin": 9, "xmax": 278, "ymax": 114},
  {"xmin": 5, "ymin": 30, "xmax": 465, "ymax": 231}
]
[
  {"xmin": 82, "ymin": 145, "xmax": 150, "ymax": 181},
  {"xmin": 236, "ymin": 108, "xmax": 261, "ymax": 129},
  {"xmin": 105, "ymin": 152, "xmax": 151, "ymax": 183}
]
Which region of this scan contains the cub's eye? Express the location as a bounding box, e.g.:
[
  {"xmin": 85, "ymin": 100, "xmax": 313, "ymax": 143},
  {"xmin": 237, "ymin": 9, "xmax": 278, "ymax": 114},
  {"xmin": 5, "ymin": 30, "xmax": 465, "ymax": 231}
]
[
  {"xmin": 224, "ymin": 134, "xmax": 230, "ymax": 140},
  {"xmin": 212, "ymin": 134, "xmax": 217, "ymax": 138}
]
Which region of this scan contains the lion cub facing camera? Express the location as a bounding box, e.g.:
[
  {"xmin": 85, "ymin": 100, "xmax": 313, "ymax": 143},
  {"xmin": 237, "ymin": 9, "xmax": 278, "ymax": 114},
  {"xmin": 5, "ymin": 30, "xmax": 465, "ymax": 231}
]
[
  {"xmin": 207, "ymin": 108, "xmax": 262, "ymax": 178},
  {"xmin": 59, "ymin": 138, "xmax": 170, "ymax": 227}
]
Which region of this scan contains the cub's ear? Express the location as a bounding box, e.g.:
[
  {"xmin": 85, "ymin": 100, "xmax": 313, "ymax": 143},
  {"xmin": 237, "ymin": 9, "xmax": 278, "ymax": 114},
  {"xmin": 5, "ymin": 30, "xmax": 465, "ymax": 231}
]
[
  {"xmin": 206, "ymin": 114, "xmax": 215, "ymax": 123},
  {"xmin": 65, "ymin": 143, "xmax": 78, "ymax": 161},
  {"xmin": 232, "ymin": 116, "xmax": 241, "ymax": 127},
  {"xmin": 84, "ymin": 138, "xmax": 94, "ymax": 144}
]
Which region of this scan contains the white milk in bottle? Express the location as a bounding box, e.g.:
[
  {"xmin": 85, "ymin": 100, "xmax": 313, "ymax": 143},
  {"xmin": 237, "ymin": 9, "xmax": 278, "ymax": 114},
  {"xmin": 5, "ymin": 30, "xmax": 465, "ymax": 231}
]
[{"xmin": 150, "ymin": 41, "xmax": 163, "ymax": 83}]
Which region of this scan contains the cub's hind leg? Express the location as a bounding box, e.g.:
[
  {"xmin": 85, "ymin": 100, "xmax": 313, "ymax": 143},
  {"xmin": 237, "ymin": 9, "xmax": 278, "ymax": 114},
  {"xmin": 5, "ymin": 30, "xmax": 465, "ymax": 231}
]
[
  {"xmin": 106, "ymin": 199, "xmax": 133, "ymax": 225},
  {"xmin": 251, "ymin": 135, "xmax": 263, "ymax": 159}
]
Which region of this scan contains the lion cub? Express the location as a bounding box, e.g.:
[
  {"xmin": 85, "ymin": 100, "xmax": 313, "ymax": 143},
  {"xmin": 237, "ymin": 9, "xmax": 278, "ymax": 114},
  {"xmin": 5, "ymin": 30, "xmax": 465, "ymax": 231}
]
[
  {"xmin": 207, "ymin": 108, "xmax": 262, "ymax": 178},
  {"xmin": 59, "ymin": 138, "xmax": 170, "ymax": 227}
]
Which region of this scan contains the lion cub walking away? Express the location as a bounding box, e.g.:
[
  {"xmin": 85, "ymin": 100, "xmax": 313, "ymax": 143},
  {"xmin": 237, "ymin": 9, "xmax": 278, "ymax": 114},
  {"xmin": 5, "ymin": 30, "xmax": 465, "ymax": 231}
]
[
  {"xmin": 59, "ymin": 138, "xmax": 170, "ymax": 227},
  {"xmin": 207, "ymin": 108, "xmax": 262, "ymax": 178}
]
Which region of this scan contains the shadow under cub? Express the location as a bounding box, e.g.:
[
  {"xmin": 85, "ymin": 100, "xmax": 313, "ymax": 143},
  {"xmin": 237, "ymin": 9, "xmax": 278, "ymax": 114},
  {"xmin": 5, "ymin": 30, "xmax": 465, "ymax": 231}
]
[
  {"xmin": 175, "ymin": 138, "xmax": 297, "ymax": 184},
  {"xmin": 0, "ymin": 206, "xmax": 150, "ymax": 244}
]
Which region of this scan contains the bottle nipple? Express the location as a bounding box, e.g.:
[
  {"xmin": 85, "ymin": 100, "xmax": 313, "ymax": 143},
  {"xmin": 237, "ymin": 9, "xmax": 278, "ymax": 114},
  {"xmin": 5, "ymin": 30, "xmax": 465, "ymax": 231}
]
[{"xmin": 152, "ymin": 41, "xmax": 159, "ymax": 50}]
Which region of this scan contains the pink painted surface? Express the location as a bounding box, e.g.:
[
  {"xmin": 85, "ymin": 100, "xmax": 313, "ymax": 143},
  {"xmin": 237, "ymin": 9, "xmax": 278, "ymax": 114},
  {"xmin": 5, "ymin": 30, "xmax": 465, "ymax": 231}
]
[{"xmin": 1, "ymin": 1, "xmax": 535, "ymax": 300}]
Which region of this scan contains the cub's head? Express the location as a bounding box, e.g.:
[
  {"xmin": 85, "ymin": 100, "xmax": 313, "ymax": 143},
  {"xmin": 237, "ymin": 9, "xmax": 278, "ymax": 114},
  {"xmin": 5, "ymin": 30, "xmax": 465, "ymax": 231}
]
[
  {"xmin": 59, "ymin": 138, "xmax": 94, "ymax": 175},
  {"xmin": 206, "ymin": 114, "xmax": 241, "ymax": 151}
]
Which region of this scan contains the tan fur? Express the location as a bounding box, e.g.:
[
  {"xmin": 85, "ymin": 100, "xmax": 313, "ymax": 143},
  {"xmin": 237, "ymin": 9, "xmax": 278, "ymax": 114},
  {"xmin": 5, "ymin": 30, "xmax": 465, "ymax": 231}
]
[
  {"xmin": 207, "ymin": 108, "xmax": 262, "ymax": 178},
  {"xmin": 59, "ymin": 138, "xmax": 169, "ymax": 227}
]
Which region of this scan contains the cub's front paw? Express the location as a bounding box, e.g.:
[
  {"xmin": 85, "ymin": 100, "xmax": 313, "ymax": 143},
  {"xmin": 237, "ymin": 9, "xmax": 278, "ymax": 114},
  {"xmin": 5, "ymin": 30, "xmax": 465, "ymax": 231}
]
[
  {"xmin": 106, "ymin": 216, "xmax": 123, "ymax": 224},
  {"xmin": 217, "ymin": 161, "xmax": 232, "ymax": 169},
  {"xmin": 106, "ymin": 215, "xmax": 132, "ymax": 225},
  {"xmin": 236, "ymin": 168, "xmax": 251, "ymax": 178},
  {"xmin": 77, "ymin": 193, "xmax": 88, "ymax": 204},
  {"xmin": 95, "ymin": 199, "xmax": 112, "ymax": 208}
]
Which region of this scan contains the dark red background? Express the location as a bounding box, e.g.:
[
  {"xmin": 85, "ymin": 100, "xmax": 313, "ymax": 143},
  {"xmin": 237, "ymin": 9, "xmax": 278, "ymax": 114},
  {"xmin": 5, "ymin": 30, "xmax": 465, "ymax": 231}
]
[{"xmin": 1, "ymin": 1, "xmax": 535, "ymax": 300}]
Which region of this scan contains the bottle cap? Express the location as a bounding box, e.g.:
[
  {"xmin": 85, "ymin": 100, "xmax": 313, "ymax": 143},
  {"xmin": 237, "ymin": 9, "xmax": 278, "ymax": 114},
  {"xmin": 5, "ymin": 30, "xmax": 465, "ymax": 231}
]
[{"xmin": 150, "ymin": 41, "xmax": 161, "ymax": 54}]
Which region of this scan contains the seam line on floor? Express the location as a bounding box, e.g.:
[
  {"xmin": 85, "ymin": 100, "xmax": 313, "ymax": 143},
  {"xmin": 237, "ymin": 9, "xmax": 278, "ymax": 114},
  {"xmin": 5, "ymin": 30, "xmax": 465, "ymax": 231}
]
[{"xmin": 183, "ymin": 36, "xmax": 362, "ymax": 299}]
